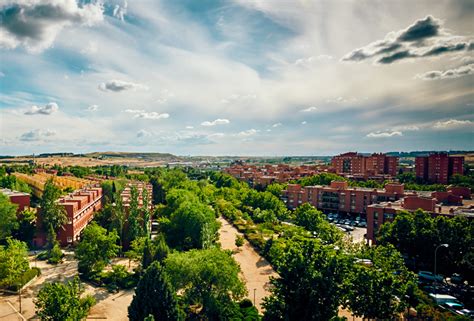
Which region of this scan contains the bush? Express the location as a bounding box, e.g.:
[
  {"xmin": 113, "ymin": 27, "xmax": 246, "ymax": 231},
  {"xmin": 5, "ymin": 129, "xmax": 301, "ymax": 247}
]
[
  {"xmin": 235, "ymin": 235, "xmax": 245, "ymax": 247},
  {"xmin": 246, "ymin": 233, "xmax": 266, "ymax": 250},
  {"xmin": 100, "ymin": 265, "xmax": 137, "ymax": 290},
  {"xmin": 47, "ymin": 243, "xmax": 63, "ymax": 264},
  {"xmin": 6, "ymin": 267, "xmax": 41, "ymax": 291}
]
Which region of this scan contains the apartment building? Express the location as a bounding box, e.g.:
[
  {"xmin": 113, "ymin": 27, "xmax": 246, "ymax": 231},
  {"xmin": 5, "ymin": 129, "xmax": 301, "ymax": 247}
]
[
  {"xmin": 34, "ymin": 185, "xmax": 103, "ymax": 246},
  {"xmin": 120, "ymin": 182, "xmax": 153, "ymax": 212},
  {"xmin": 282, "ymin": 181, "xmax": 407, "ymax": 216},
  {"xmin": 366, "ymin": 186, "xmax": 472, "ymax": 244},
  {"xmin": 224, "ymin": 164, "xmax": 322, "ymax": 187},
  {"xmin": 1, "ymin": 188, "xmax": 31, "ymax": 212},
  {"xmin": 331, "ymin": 152, "xmax": 399, "ymax": 178},
  {"xmin": 415, "ymin": 153, "xmax": 464, "ymax": 184}
]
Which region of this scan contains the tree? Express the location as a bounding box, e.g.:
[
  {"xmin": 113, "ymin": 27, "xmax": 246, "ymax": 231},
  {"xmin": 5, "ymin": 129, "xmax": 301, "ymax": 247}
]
[
  {"xmin": 152, "ymin": 234, "xmax": 170, "ymax": 263},
  {"xmin": 40, "ymin": 179, "xmax": 67, "ymax": 236},
  {"xmin": 164, "ymin": 248, "xmax": 246, "ymax": 319},
  {"xmin": 165, "ymin": 200, "xmax": 218, "ymax": 250},
  {"xmin": 128, "ymin": 261, "xmax": 183, "ymax": 321},
  {"xmin": 344, "ymin": 244, "xmax": 416, "ymax": 320},
  {"xmin": 235, "ymin": 235, "xmax": 244, "ymax": 248},
  {"xmin": 35, "ymin": 277, "xmax": 95, "ymax": 321},
  {"xmin": 13, "ymin": 208, "xmax": 36, "ymax": 243},
  {"xmin": 142, "ymin": 238, "xmax": 153, "ymax": 270},
  {"xmin": 126, "ymin": 186, "xmax": 141, "ymax": 246},
  {"xmin": 142, "ymin": 187, "xmax": 151, "ymax": 236},
  {"xmin": 75, "ymin": 222, "xmax": 120, "ymax": 277},
  {"xmin": 263, "ymin": 238, "xmax": 349, "ymax": 321},
  {"xmin": 0, "ymin": 238, "xmax": 29, "ymax": 288},
  {"xmin": 294, "ymin": 203, "xmax": 342, "ymax": 243},
  {"xmin": 0, "ymin": 193, "xmax": 19, "ymax": 241}
]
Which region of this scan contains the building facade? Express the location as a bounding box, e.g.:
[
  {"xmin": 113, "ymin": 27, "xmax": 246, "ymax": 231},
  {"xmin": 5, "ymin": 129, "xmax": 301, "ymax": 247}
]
[
  {"xmin": 1, "ymin": 188, "xmax": 31, "ymax": 212},
  {"xmin": 415, "ymin": 153, "xmax": 464, "ymax": 184},
  {"xmin": 331, "ymin": 152, "xmax": 399, "ymax": 178}
]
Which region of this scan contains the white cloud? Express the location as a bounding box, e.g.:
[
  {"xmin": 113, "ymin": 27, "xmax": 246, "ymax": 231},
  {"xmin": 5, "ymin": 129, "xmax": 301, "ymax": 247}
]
[
  {"xmin": 24, "ymin": 102, "xmax": 59, "ymax": 115},
  {"xmin": 201, "ymin": 118, "xmax": 230, "ymax": 126},
  {"xmin": 433, "ymin": 119, "xmax": 473, "ymax": 129},
  {"xmin": 99, "ymin": 80, "xmax": 149, "ymax": 92},
  {"xmin": 366, "ymin": 131, "xmax": 403, "ymax": 138},
  {"xmin": 137, "ymin": 129, "xmax": 152, "ymax": 138},
  {"xmin": 86, "ymin": 104, "xmax": 99, "ymax": 112},
  {"xmin": 392, "ymin": 124, "xmax": 420, "ymax": 131},
  {"xmin": 19, "ymin": 129, "xmax": 56, "ymax": 141},
  {"xmin": 113, "ymin": 1, "xmax": 128, "ymax": 21},
  {"xmin": 236, "ymin": 129, "xmax": 259, "ymax": 137},
  {"xmin": 272, "ymin": 122, "xmax": 282, "ymax": 128},
  {"xmin": 185, "ymin": 126, "xmax": 194, "ymax": 129},
  {"xmin": 0, "ymin": 0, "xmax": 104, "ymax": 53},
  {"xmin": 300, "ymin": 106, "xmax": 318, "ymax": 112},
  {"xmin": 124, "ymin": 109, "xmax": 145, "ymax": 113},
  {"xmin": 301, "ymin": 121, "xmax": 307, "ymax": 125},
  {"xmin": 134, "ymin": 112, "xmax": 170, "ymax": 120}
]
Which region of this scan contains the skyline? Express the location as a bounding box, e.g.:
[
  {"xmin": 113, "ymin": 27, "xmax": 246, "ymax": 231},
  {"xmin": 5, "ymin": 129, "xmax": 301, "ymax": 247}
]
[{"xmin": 1, "ymin": 0, "xmax": 473, "ymax": 156}]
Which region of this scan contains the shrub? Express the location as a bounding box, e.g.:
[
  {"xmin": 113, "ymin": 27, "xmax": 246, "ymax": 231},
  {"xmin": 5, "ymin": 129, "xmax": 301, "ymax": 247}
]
[
  {"xmin": 47, "ymin": 243, "xmax": 63, "ymax": 264},
  {"xmin": 235, "ymin": 235, "xmax": 245, "ymax": 247},
  {"xmin": 6, "ymin": 267, "xmax": 41, "ymax": 291}
]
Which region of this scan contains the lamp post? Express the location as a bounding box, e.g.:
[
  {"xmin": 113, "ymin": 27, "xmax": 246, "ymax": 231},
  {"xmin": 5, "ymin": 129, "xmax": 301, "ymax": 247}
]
[{"xmin": 434, "ymin": 243, "xmax": 448, "ymax": 296}]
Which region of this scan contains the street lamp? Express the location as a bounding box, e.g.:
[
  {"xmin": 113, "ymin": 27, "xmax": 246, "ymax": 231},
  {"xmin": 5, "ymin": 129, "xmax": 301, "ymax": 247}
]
[{"xmin": 434, "ymin": 243, "xmax": 448, "ymax": 296}]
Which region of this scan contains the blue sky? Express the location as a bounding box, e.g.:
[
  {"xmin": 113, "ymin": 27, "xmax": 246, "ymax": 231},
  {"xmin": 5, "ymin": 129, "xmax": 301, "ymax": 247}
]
[{"xmin": 0, "ymin": 0, "xmax": 473, "ymax": 156}]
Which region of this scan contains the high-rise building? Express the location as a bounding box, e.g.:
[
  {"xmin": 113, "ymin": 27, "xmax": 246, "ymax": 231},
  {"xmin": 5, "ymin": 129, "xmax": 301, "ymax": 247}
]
[
  {"xmin": 331, "ymin": 152, "xmax": 398, "ymax": 177},
  {"xmin": 415, "ymin": 153, "xmax": 464, "ymax": 184}
]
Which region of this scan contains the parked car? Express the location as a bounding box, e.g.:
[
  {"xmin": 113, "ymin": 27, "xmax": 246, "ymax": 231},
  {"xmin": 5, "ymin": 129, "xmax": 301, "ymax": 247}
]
[
  {"xmin": 419, "ymin": 271, "xmax": 444, "ymax": 283},
  {"xmin": 429, "ymin": 293, "xmax": 460, "ymax": 305},
  {"xmin": 440, "ymin": 302, "xmax": 473, "ymax": 317}
]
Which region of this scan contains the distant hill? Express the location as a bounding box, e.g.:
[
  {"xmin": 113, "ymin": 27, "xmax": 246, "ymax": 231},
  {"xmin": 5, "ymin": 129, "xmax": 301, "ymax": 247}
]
[{"xmin": 85, "ymin": 151, "xmax": 181, "ymax": 160}]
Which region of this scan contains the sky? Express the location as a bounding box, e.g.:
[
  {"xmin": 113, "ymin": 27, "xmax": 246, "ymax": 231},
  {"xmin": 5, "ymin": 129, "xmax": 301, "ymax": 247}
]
[{"xmin": 0, "ymin": 0, "xmax": 473, "ymax": 156}]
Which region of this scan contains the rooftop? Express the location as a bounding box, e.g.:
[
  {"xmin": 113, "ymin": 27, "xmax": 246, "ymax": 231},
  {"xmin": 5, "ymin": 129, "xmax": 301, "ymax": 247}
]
[{"xmin": 0, "ymin": 188, "xmax": 30, "ymax": 197}]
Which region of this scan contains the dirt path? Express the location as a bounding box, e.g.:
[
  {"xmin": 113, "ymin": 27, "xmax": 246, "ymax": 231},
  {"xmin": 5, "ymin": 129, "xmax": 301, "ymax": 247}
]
[{"xmin": 218, "ymin": 217, "xmax": 278, "ymax": 313}]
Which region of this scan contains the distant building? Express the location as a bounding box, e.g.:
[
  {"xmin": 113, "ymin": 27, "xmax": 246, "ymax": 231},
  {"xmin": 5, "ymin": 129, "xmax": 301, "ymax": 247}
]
[
  {"xmin": 366, "ymin": 187, "xmax": 473, "ymax": 244},
  {"xmin": 331, "ymin": 152, "xmax": 398, "ymax": 178},
  {"xmin": 1, "ymin": 188, "xmax": 30, "ymax": 212},
  {"xmin": 415, "ymin": 153, "xmax": 464, "ymax": 184}
]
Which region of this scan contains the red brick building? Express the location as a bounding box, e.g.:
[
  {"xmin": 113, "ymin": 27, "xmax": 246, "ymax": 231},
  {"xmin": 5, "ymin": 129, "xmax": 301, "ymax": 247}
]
[
  {"xmin": 366, "ymin": 188, "xmax": 473, "ymax": 244},
  {"xmin": 35, "ymin": 185, "xmax": 103, "ymax": 247},
  {"xmin": 1, "ymin": 188, "xmax": 31, "ymax": 213},
  {"xmin": 415, "ymin": 153, "xmax": 464, "ymax": 184},
  {"xmin": 331, "ymin": 152, "xmax": 398, "ymax": 178},
  {"xmin": 282, "ymin": 181, "xmax": 407, "ymax": 215}
]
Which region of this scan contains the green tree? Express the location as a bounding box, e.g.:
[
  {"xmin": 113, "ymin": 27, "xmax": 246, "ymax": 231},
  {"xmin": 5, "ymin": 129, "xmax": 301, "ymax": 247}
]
[
  {"xmin": 142, "ymin": 238, "xmax": 153, "ymax": 270},
  {"xmin": 128, "ymin": 261, "xmax": 183, "ymax": 321},
  {"xmin": 344, "ymin": 244, "xmax": 416, "ymax": 320},
  {"xmin": 35, "ymin": 277, "xmax": 95, "ymax": 321},
  {"xmin": 165, "ymin": 200, "xmax": 218, "ymax": 250},
  {"xmin": 263, "ymin": 238, "xmax": 349, "ymax": 321},
  {"xmin": 126, "ymin": 186, "xmax": 141, "ymax": 246},
  {"xmin": 75, "ymin": 222, "xmax": 120, "ymax": 277},
  {"xmin": 265, "ymin": 183, "xmax": 286, "ymax": 198},
  {"xmin": 0, "ymin": 193, "xmax": 19, "ymax": 241},
  {"xmin": 0, "ymin": 238, "xmax": 29, "ymax": 288},
  {"xmin": 165, "ymin": 248, "xmax": 246, "ymax": 319},
  {"xmin": 142, "ymin": 187, "xmax": 151, "ymax": 236},
  {"xmin": 14, "ymin": 208, "xmax": 36, "ymax": 243},
  {"xmin": 294, "ymin": 203, "xmax": 342, "ymax": 243},
  {"xmin": 235, "ymin": 235, "xmax": 244, "ymax": 248},
  {"xmin": 153, "ymin": 234, "xmax": 170, "ymax": 263},
  {"xmin": 40, "ymin": 179, "xmax": 67, "ymax": 236}
]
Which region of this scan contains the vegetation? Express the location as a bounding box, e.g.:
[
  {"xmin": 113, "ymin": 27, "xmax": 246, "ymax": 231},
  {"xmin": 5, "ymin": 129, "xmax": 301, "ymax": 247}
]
[
  {"xmin": 35, "ymin": 277, "xmax": 95, "ymax": 321},
  {"xmin": 0, "ymin": 238, "xmax": 30, "ymax": 289},
  {"xmin": 0, "ymin": 193, "xmax": 19, "ymax": 241},
  {"xmin": 75, "ymin": 222, "xmax": 120, "ymax": 278},
  {"xmin": 128, "ymin": 261, "xmax": 183, "ymax": 321},
  {"xmin": 40, "ymin": 179, "xmax": 67, "ymax": 236},
  {"xmin": 378, "ymin": 209, "xmax": 474, "ymax": 283}
]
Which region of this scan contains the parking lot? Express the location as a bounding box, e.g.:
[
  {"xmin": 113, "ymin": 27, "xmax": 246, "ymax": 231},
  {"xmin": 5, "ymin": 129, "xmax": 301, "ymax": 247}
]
[{"xmin": 325, "ymin": 213, "xmax": 367, "ymax": 243}]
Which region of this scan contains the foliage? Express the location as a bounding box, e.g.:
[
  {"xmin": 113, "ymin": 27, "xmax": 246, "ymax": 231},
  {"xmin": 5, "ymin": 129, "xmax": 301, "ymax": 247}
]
[
  {"xmin": 126, "ymin": 185, "xmax": 142, "ymax": 246},
  {"xmin": 0, "ymin": 238, "xmax": 30, "ymax": 288},
  {"xmin": 165, "ymin": 248, "xmax": 246, "ymax": 320},
  {"xmin": 35, "ymin": 277, "xmax": 95, "ymax": 321},
  {"xmin": 293, "ymin": 203, "xmax": 343, "ymax": 243},
  {"xmin": 47, "ymin": 241, "xmax": 63, "ymax": 264},
  {"xmin": 128, "ymin": 261, "xmax": 183, "ymax": 321},
  {"xmin": 13, "ymin": 208, "xmax": 37, "ymax": 243},
  {"xmin": 164, "ymin": 199, "xmax": 219, "ymax": 250},
  {"xmin": 0, "ymin": 193, "xmax": 19, "ymax": 241},
  {"xmin": 75, "ymin": 222, "xmax": 120, "ymax": 278},
  {"xmin": 449, "ymin": 173, "xmax": 474, "ymax": 191},
  {"xmin": 378, "ymin": 209, "xmax": 474, "ymax": 282},
  {"xmin": 100, "ymin": 264, "xmax": 136, "ymax": 291},
  {"xmin": 265, "ymin": 183, "xmax": 286, "ymax": 198},
  {"xmin": 263, "ymin": 238, "xmax": 349, "ymax": 321},
  {"xmin": 0, "ymin": 174, "xmax": 32, "ymax": 193},
  {"xmin": 343, "ymin": 244, "xmax": 416, "ymax": 319},
  {"xmin": 40, "ymin": 179, "xmax": 67, "ymax": 234},
  {"xmin": 235, "ymin": 235, "xmax": 244, "ymax": 247}
]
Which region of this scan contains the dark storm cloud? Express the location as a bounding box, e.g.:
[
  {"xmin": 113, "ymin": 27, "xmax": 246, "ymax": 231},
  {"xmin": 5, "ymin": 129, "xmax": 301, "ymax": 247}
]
[
  {"xmin": 396, "ymin": 15, "xmax": 440, "ymax": 42},
  {"xmin": 0, "ymin": 1, "xmax": 103, "ymax": 51},
  {"xmin": 342, "ymin": 15, "xmax": 473, "ymax": 64}
]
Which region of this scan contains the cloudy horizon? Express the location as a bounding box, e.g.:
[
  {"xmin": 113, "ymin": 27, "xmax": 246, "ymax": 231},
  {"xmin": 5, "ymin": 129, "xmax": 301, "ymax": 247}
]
[{"xmin": 1, "ymin": 0, "xmax": 473, "ymax": 156}]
